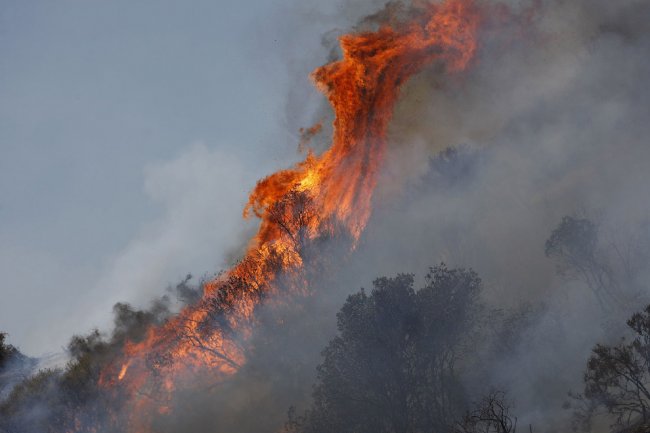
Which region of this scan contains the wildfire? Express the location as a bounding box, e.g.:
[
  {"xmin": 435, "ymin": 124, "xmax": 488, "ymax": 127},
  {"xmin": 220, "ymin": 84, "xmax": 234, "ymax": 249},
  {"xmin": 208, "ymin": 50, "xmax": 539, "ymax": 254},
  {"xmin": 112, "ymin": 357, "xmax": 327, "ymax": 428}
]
[{"xmin": 93, "ymin": 1, "xmax": 481, "ymax": 431}]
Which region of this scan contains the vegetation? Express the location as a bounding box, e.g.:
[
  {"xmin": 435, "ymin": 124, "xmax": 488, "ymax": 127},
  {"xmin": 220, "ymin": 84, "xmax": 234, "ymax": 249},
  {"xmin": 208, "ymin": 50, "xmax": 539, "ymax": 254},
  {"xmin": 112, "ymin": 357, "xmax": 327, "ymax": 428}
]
[
  {"xmin": 0, "ymin": 294, "xmax": 183, "ymax": 433},
  {"xmin": 286, "ymin": 264, "xmax": 484, "ymax": 433},
  {"xmin": 571, "ymin": 305, "xmax": 650, "ymax": 431},
  {"xmin": 2, "ymin": 214, "xmax": 650, "ymax": 433},
  {"xmin": 454, "ymin": 391, "xmax": 519, "ymax": 433},
  {"xmin": 0, "ymin": 334, "xmax": 19, "ymax": 369},
  {"xmin": 545, "ymin": 216, "xmax": 620, "ymax": 308}
]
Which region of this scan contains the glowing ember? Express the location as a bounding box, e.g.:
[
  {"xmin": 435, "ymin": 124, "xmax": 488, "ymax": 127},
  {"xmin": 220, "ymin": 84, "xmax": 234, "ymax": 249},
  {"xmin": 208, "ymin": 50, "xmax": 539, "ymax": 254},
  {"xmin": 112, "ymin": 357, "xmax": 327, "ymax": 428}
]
[{"xmin": 117, "ymin": 362, "xmax": 130, "ymax": 381}]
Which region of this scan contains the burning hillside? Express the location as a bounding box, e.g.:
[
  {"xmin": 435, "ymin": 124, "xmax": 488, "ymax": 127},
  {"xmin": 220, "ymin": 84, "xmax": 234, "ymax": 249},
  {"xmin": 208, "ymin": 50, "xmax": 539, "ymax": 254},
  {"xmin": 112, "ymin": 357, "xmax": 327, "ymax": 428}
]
[
  {"xmin": 5, "ymin": 0, "xmax": 649, "ymax": 432},
  {"xmin": 81, "ymin": 1, "xmax": 483, "ymax": 431}
]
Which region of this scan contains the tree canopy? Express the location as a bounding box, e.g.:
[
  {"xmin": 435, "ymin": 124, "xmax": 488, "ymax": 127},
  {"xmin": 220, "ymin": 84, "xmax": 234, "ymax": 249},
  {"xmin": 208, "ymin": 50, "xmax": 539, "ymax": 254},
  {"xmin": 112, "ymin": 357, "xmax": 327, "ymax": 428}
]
[
  {"xmin": 573, "ymin": 305, "xmax": 650, "ymax": 431},
  {"xmin": 287, "ymin": 264, "xmax": 482, "ymax": 433}
]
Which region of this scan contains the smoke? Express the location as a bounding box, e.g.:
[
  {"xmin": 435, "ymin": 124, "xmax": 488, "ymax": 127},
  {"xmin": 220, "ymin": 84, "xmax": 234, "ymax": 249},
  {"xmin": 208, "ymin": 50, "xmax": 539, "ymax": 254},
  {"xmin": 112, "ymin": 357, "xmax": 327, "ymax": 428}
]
[
  {"xmin": 59, "ymin": 143, "xmax": 260, "ymax": 349},
  {"xmin": 335, "ymin": 0, "xmax": 650, "ymax": 430}
]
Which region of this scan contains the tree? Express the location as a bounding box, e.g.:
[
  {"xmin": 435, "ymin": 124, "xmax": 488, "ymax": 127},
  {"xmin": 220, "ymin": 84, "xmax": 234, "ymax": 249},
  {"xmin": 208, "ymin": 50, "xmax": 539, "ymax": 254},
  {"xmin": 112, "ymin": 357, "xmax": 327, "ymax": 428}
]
[
  {"xmin": 454, "ymin": 391, "xmax": 519, "ymax": 433},
  {"xmin": 573, "ymin": 304, "xmax": 650, "ymax": 430},
  {"xmin": 545, "ymin": 216, "xmax": 620, "ymax": 309},
  {"xmin": 287, "ymin": 264, "xmax": 482, "ymax": 433},
  {"xmin": 0, "ymin": 334, "xmax": 19, "ymax": 369},
  {"xmin": 0, "ymin": 368, "xmax": 63, "ymax": 433},
  {"xmin": 0, "ymin": 333, "xmax": 33, "ymax": 404},
  {"xmin": 0, "ymin": 299, "xmax": 176, "ymax": 433}
]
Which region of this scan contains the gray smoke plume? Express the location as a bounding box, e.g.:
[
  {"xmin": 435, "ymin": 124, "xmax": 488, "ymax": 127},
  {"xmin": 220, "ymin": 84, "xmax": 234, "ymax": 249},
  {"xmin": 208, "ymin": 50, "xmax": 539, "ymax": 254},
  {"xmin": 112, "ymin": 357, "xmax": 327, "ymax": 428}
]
[{"xmin": 341, "ymin": 0, "xmax": 650, "ymax": 431}]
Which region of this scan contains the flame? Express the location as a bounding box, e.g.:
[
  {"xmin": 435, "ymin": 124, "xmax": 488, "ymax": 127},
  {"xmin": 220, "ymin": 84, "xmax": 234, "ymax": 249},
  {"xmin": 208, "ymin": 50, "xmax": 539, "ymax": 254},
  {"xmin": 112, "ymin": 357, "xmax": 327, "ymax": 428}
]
[
  {"xmin": 117, "ymin": 361, "xmax": 130, "ymax": 381},
  {"xmin": 90, "ymin": 1, "xmax": 481, "ymax": 431}
]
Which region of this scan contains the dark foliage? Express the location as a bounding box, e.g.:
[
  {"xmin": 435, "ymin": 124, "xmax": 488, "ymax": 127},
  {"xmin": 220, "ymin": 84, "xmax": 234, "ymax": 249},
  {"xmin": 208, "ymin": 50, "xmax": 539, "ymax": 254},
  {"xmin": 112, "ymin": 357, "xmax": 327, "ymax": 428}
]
[
  {"xmin": 0, "ymin": 334, "xmax": 33, "ymax": 404},
  {"xmin": 1, "ymin": 335, "xmax": 23, "ymax": 398},
  {"xmin": 0, "ymin": 334, "xmax": 19, "ymax": 369},
  {"xmin": 454, "ymin": 391, "xmax": 519, "ymax": 433},
  {"xmin": 0, "ymin": 296, "xmax": 178, "ymax": 433},
  {"xmin": 573, "ymin": 305, "xmax": 650, "ymax": 431},
  {"xmin": 287, "ymin": 264, "xmax": 482, "ymax": 433}
]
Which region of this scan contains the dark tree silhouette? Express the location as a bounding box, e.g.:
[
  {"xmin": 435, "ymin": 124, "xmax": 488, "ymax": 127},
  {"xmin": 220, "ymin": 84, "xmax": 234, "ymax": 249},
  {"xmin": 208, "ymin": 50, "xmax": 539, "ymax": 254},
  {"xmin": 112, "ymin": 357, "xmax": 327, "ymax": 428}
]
[
  {"xmin": 573, "ymin": 305, "xmax": 650, "ymax": 431},
  {"xmin": 0, "ymin": 333, "xmax": 33, "ymax": 404},
  {"xmin": 0, "ymin": 299, "xmax": 176, "ymax": 433},
  {"xmin": 455, "ymin": 391, "xmax": 520, "ymax": 433},
  {"xmin": 545, "ymin": 216, "xmax": 621, "ymax": 309},
  {"xmin": 286, "ymin": 264, "xmax": 482, "ymax": 433},
  {"xmin": 0, "ymin": 334, "xmax": 19, "ymax": 370}
]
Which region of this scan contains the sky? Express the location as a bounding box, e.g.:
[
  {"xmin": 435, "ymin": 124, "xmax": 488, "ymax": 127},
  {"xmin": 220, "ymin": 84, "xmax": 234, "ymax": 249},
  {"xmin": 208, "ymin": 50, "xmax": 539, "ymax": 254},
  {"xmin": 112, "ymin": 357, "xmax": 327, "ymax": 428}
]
[{"xmin": 0, "ymin": 0, "xmax": 363, "ymax": 356}]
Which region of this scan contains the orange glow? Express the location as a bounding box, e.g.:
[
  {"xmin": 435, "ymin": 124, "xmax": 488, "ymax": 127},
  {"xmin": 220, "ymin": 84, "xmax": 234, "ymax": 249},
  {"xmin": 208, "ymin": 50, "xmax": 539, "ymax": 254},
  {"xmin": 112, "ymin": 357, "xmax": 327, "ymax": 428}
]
[
  {"xmin": 117, "ymin": 362, "xmax": 130, "ymax": 381},
  {"xmin": 90, "ymin": 1, "xmax": 482, "ymax": 431}
]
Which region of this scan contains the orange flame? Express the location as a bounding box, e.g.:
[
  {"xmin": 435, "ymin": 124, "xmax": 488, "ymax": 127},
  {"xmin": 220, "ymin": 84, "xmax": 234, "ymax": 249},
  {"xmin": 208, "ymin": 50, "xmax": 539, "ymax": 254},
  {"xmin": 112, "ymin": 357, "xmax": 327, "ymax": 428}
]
[
  {"xmin": 117, "ymin": 361, "xmax": 130, "ymax": 381},
  {"xmin": 92, "ymin": 1, "xmax": 481, "ymax": 431}
]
